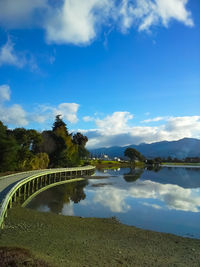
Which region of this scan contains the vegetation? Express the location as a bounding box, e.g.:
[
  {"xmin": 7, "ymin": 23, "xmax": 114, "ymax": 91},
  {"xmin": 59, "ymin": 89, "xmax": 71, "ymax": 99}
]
[
  {"xmin": 0, "ymin": 115, "xmax": 89, "ymax": 172},
  {"xmin": 124, "ymin": 147, "xmax": 145, "ymax": 163}
]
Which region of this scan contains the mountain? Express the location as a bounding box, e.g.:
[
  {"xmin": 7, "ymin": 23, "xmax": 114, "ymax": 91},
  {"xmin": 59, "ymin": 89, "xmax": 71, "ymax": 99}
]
[{"xmin": 89, "ymin": 138, "xmax": 200, "ymax": 159}]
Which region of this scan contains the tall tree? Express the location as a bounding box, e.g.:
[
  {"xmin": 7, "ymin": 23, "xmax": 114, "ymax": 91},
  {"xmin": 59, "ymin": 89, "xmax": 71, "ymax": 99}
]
[
  {"xmin": 52, "ymin": 115, "xmax": 68, "ymax": 134},
  {"xmin": 0, "ymin": 121, "xmax": 19, "ymax": 171}
]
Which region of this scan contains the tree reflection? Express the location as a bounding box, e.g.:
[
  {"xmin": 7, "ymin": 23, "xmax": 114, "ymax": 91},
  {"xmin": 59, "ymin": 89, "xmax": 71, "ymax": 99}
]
[
  {"xmin": 123, "ymin": 168, "xmax": 144, "ymax": 182},
  {"xmin": 27, "ymin": 180, "xmax": 88, "ymax": 214}
]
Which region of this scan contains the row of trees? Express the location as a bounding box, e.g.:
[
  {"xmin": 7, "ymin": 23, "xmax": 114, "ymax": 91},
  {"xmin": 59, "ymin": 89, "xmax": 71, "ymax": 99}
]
[{"xmin": 0, "ymin": 115, "xmax": 89, "ymax": 172}]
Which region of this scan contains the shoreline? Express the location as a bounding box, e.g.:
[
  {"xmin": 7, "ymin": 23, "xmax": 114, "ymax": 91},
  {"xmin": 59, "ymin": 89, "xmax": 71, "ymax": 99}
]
[
  {"xmin": 0, "ymin": 207, "xmax": 200, "ymax": 266},
  {"xmin": 162, "ymin": 164, "xmax": 200, "ymax": 168}
]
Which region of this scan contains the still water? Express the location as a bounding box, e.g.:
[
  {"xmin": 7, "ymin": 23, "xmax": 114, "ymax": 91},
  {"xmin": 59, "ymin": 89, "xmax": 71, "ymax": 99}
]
[{"xmin": 26, "ymin": 167, "xmax": 200, "ymax": 239}]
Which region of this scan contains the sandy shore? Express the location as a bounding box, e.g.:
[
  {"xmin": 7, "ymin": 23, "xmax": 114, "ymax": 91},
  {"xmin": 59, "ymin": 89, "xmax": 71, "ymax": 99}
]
[{"xmin": 0, "ymin": 208, "xmax": 200, "ymax": 266}]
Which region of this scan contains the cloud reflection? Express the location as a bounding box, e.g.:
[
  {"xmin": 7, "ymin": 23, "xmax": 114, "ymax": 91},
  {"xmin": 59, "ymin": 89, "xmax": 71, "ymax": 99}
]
[
  {"xmin": 88, "ymin": 180, "xmax": 200, "ymax": 213},
  {"xmin": 93, "ymin": 187, "xmax": 130, "ymax": 213}
]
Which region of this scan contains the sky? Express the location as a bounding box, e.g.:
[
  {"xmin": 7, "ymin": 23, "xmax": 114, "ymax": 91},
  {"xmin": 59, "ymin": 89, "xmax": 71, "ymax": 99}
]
[{"xmin": 0, "ymin": 0, "xmax": 200, "ymax": 149}]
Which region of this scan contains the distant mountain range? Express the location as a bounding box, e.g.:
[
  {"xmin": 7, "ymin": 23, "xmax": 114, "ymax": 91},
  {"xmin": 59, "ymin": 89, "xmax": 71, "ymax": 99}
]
[{"xmin": 89, "ymin": 138, "xmax": 200, "ymax": 159}]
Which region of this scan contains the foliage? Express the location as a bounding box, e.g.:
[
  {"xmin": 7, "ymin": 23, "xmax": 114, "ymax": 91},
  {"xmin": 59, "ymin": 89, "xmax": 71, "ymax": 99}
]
[
  {"xmin": 73, "ymin": 132, "xmax": 89, "ymax": 159},
  {"xmin": 0, "ymin": 122, "xmax": 19, "ymax": 171},
  {"xmin": 124, "ymin": 147, "xmax": 145, "ymax": 162},
  {"xmin": 0, "ymin": 116, "xmax": 88, "ymax": 172},
  {"xmin": 52, "ymin": 115, "xmax": 68, "ymax": 133}
]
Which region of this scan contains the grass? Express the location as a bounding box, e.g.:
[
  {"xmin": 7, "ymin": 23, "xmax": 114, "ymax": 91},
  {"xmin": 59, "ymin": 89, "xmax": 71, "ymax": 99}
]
[
  {"xmin": 162, "ymin": 162, "xmax": 200, "ymax": 166},
  {"xmin": 86, "ymin": 159, "xmax": 145, "ymax": 169},
  {"xmin": 0, "ymin": 207, "xmax": 200, "ymax": 266}
]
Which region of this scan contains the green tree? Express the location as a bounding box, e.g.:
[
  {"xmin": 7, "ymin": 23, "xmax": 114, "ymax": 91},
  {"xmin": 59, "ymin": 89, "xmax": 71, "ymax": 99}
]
[
  {"xmin": 11, "ymin": 128, "xmax": 42, "ymax": 170},
  {"xmin": 0, "ymin": 121, "xmax": 19, "ymax": 171},
  {"xmin": 72, "ymin": 132, "xmax": 89, "ymax": 159},
  {"xmin": 44, "ymin": 115, "xmax": 80, "ymax": 167},
  {"xmin": 124, "ymin": 147, "xmax": 145, "ymax": 163},
  {"xmin": 52, "ymin": 115, "xmax": 68, "ymax": 133}
]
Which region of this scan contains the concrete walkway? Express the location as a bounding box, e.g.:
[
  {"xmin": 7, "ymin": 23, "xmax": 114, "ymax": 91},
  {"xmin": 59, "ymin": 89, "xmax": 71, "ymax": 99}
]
[{"xmin": 0, "ymin": 167, "xmax": 95, "ymax": 204}]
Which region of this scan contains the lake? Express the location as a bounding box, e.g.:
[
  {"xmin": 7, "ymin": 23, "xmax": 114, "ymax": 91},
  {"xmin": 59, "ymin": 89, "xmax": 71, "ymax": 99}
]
[{"xmin": 26, "ymin": 166, "xmax": 200, "ymax": 239}]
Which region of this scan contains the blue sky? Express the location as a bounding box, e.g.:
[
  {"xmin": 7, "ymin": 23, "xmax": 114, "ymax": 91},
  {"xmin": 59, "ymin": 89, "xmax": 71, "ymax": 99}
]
[{"xmin": 0, "ymin": 0, "xmax": 200, "ymax": 148}]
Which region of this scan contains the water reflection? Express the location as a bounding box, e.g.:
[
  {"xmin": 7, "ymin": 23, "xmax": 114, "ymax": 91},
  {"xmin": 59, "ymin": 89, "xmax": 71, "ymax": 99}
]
[
  {"xmin": 27, "ymin": 180, "xmax": 88, "ymax": 214},
  {"xmin": 26, "ymin": 167, "xmax": 200, "ymax": 238},
  {"xmin": 123, "ymin": 168, "xmax": 144, "ymax": 182}
]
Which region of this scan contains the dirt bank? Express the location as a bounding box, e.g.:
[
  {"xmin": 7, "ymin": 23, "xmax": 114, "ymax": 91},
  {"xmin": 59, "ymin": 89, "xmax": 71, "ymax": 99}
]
[{"xmin": 0, "ymin": 208, "xmax": 200, "ymax": 266}]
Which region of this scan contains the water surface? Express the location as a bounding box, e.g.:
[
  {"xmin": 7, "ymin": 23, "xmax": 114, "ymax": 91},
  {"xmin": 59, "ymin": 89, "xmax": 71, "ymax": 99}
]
[{"xmin": 26, "ymin": 167, "xmax": 200, "ymax": 239}]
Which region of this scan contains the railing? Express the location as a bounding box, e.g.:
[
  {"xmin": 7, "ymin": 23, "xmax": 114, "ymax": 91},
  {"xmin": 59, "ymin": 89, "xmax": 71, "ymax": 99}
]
[{"xmin": 0, "ymin": 166, "xmax": 95, "ymax": 229}]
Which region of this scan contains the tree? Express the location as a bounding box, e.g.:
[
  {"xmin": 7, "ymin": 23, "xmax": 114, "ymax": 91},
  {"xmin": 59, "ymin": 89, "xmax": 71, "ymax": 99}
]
[
  {"xmin": 124, "ymin": 148, "xmax": 145, "ymax": 163},
  {"xmin": 0, "ymin": 121, "xmax": 19, "ymax": 171},
  {"xmin": 72, "ymin": 132, "xmax": 89, "ymax": 159},
  {"xmin": 47, "ymin": 115, "xmax": 80, "ymax": 167},
  {"xmin": 52, "ymin": 115, "xmax": 68, "ymax": 134}
]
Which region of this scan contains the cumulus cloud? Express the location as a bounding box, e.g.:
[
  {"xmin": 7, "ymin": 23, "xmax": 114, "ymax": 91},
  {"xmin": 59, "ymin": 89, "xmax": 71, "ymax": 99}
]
[
  {"xmin": 0, "ymin": 0, "xmax": 194, "ymax": 45},
  {"xmin": 96, "ymin": 111, "xmax": 133, "ymax": 134},
  {"xmin": 129, "ymin": 0, "xmax": 193, "ymax": 31},
  {"xmin": 36, "ymin": 103, "xmax": 80, "ymax": 124},
  {"xmin": 55, "ymin": 103, "xmax": 79, "ymax": 123},
  {"xmin": 45, "ymin": 0, "xmax": 113, "ymax": 45},
  {"xmin": 81, "ymin": 111, "xmax": 200, "ymax": 148},
  {"xmin": 0, "ymin": 84, "xmax": 28, "ymax": 126},
  {"xmin": 0, "ymin": 84, "xmax": 80, "ymax": 127},
  {"xmin": 44, "ymin": 0, "xmax": 194, "ymax": 44}
]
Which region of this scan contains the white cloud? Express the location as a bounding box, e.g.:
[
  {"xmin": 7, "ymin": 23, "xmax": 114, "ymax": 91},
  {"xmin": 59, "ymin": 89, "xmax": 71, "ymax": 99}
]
[
  {"xmin": 0, "ymin": 103, "xmax": 28, "ymax": 126},
  {"xmin": 127, "ymin": 0, "xmax": 193, "ymax": 31},
  {"xmin": 0, "ymin": 84, "xmax": 28, "ymax": 126},
  {"xmin": 54, "ymin": 103, "xmax": 80, "ymax": 123},
  {"xmin": 82, "ymin": 111, "xmax": 200, "ymax": 148},
  {"xmin": 0, "ymin": 85, "xmax": 80, "ymax": 127},
  {"xmin": 142, "ymin": 202, "xmax": 162, "ymax": 209},
  {"xmin": 45, "ymin": 0, "xmax": 113, "ymax": 45},
  {"xmin": 83, "ymin": 116, "xmax": 95, "ymax": 122},
  {"xmin": 96, "ymin": 111, "xmax": 133, "ymax": 134},
  {"xmin": 0, "ymin": 39, "xmax": 26, "ymax": 68},
  {"xmin": 30, "ymin": 102, "xmax": 80, "ymax": 125},
  {"xmin": 141, "ymin": 116, "xmax": 167, "ymax": 123},
  {"xmin": 45, "ymin": 0, "xmax": 194, "ymax": 44},
  {"xmin": 0, "ymin": 39, "xmax": 39, "ymax": 70},
  {"xmin": 0, "ymin": 0, "xmax": 194, "ymax": 45},
  {"xmin": 0, "ymin": 84, "xmax": 10, "ymax": 102}
]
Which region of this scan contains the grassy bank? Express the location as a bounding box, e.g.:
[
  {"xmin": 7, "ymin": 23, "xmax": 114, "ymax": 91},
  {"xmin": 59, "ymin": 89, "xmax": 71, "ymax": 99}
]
[
  {"xmin": 162, "ymin": 162, "xmax": 200, "ymax": 166},
  {"xmin": 0, "ymin": 208, "xmax": 200, "ymax": 266},
  {"xmin": 86, "ymin": 160, "xmax": 145, "ymax": 169}
]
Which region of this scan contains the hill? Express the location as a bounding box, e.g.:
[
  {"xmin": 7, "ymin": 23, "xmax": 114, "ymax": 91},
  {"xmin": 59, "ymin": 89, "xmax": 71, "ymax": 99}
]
[{"xmin": 89, "ymin": 138, "xmax": 200, "ymax": 159}]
